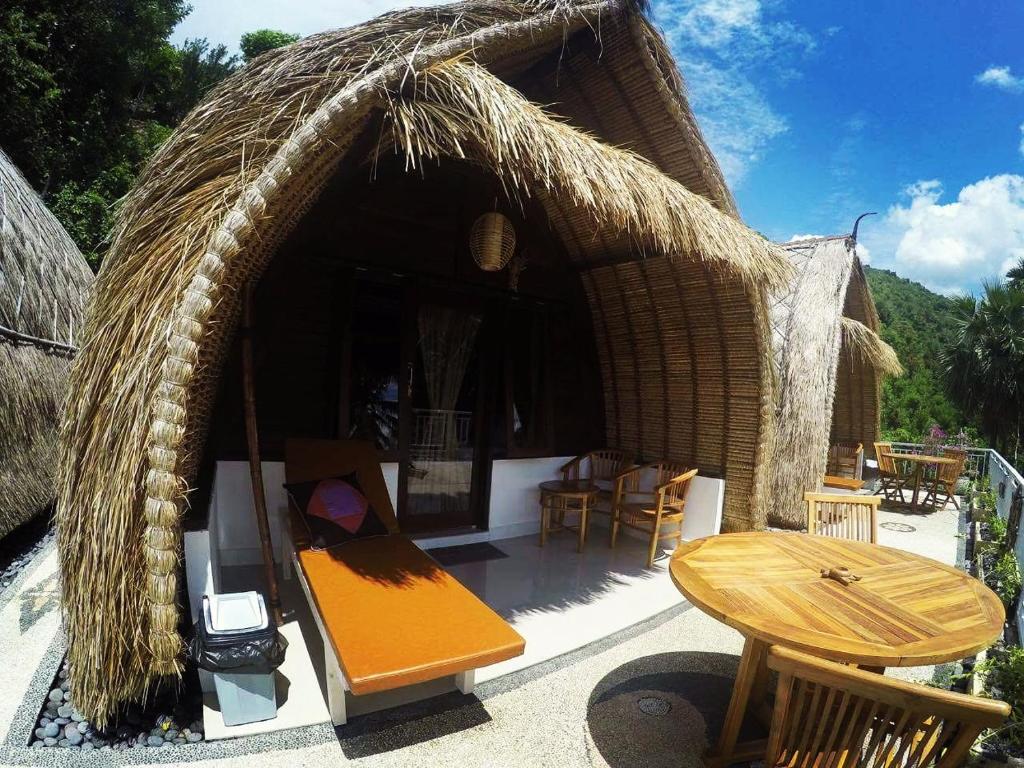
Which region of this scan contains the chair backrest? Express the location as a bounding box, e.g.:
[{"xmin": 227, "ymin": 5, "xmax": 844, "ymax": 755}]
[
  {"xmin": 828, "ymin": 442, "xmax": 864, "ymax": 479},
  {"xmin": 565, "ymin": 449, "xmax": 632, "ymax": 483},
  {"xmin": 766, "ymin": 646, "xmax": 1009, "ymax": 768},
  {"xmin": 940, "ymin": 448, "xmax": 967, "ymax": 484},
  {"xmin": 874, "ymin": 441, "xmax": 896, "ymax": 474},
  {"xmin": 284, "ymin": 438, "xmax": 400, "ymax": 534},
  {"xmin": 805, "ymin": 492, "xmax": 881, "ymax": 543},
  {"xmin": 588, "ymin": 449, "xmax": 633, "ymax": 482},
  {"xmin": 655, "ymin": 464, "xmax": 698, "ymax": 507}
]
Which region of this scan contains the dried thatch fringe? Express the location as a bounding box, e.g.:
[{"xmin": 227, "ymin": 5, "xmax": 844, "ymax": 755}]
[
  {"xmin": 56, "ymin": 0, "xmax": 781, "ymax": 725},
  {"xmin": 841, "ymin": 316, "xmax": 903, "ymax": 377},
  {"xmin": 0, "ymin": 149, "xmax": 91, "ymax": 539},
  {"xmin": 765, "ymin": 236, "xmax": 900, "ymax": 528},
  {"xmin": 379, "ymin": 59, "xmax": 791, "ymax": 292}
]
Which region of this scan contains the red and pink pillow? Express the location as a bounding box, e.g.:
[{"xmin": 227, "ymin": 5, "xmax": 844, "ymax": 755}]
[{"xmin": 284, "ymin": 472, "xmax": 388, "ymax": 550}]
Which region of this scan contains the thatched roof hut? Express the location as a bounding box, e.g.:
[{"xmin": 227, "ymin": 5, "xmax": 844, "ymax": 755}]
[
  {"xmin": 766, "ymin": 234, "xmax": 901, "ymax": 528},
  {"xmin": 0, "ymin": 149, "xmax": 92, "ymax": 539},
  {"xmin": 57, "ymin": 0, "xmax": 792, "ymax": 722}
]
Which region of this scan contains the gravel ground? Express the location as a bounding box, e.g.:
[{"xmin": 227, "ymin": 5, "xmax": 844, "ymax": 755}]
[{"xmin": 0, "ymin": 514, "xmax": 52, "ymax": 594}]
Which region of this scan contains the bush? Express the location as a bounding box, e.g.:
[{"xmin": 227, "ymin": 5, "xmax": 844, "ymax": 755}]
[
  {"xmin": 981, "ymin": 646, "xmax": 1024, "ymax": 748},
  {"xmin": 993, "ymin": 551, "xmax": 1022, "ymax": 609}
]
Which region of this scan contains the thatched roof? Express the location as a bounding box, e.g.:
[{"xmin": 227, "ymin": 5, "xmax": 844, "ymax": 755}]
[
  {"xmin": 57, "ymin": 0, "xmax": 791, "ymax": 723},
  {"xmin": 766, "ymin": 235, "xmax": 901, "ymax": 528},
  {"xmin": 0, "ymin": 148, "xmax": 92, "ymax": 539}
]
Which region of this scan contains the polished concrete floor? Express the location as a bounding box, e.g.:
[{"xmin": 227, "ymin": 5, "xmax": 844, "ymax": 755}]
[{"xmin": 443, "ymin": 529, "xmax": 684, "ymax": 680}]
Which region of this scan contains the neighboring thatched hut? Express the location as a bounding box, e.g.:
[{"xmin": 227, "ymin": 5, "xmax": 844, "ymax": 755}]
[
  {"xmin": 0, "ymin": 149, "xmax": 92, "ymax": 540},
  {"xmin": 766, "ymin": 234, "xmax": 901, "ymax": 528},
  {"xmin": 57, "ymin": 0, "xmax": 792, "ymax": 722}
]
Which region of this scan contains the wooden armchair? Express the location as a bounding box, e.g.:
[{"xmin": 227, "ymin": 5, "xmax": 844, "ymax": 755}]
[
  {"xmin": 560, "ymin": 449, "xmax": 633, "ymax": 531},
  {"xmin": 827, "ymin": 442, "xmax": 864, "ymax": 479},
  {"xmin": 611, "ymin": 462, "xmax": 698, "ymax": 567},
  {"xmin": 923, "ymin": 448, "xmax": 967, "ymax": 511},
  {"xmin": 874, "ymin": 441, "xmax": 909, "ymax": 504},
  {"xmin": 766, "ymin": 645, "xmax": 1009, "ymax": 767},
  {"xmin": 805, "ymin": 492, "xmax": 881, "ymax": 543}
]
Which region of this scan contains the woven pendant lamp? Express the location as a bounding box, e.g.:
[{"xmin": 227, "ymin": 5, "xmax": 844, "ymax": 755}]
[{"xmin": 469, "ymin": 211, "xmax": 516, "ymax": 272}]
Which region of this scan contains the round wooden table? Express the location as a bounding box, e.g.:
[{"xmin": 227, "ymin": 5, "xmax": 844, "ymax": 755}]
[
  {"xmin": 538, "ymin": 479, "xmax": 599, "ymax": 552},
  {"xmin": 670, "ymin": 532, "xmax": 1004, "ymax": 767},
  {"xmin": 883, "ymin": 452, "xmax": 958, "ymax": 511}
]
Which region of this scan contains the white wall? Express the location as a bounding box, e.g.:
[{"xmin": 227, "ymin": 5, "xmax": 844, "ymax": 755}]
[{"xmin": 208, "ymin": 457, "xmax": 724, "ymax": 565}]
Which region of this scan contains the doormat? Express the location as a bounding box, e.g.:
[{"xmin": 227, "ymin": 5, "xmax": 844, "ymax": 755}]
[{"xmin": 426, "ymin": 542, "xmax": 508, "ymax": 567}]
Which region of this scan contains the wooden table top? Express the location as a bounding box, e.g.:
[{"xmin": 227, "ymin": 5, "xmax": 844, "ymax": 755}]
[
  {"xmin": 538, "ymin": 479, "xmax": 599, "ymax": 496},
  {"xmin": 670, "ymin": 532, "xmax": 1003, "ymax": 667},
  {"xmin": 882, "ymin": 452, "xmax": 958, "ymax": 465}
]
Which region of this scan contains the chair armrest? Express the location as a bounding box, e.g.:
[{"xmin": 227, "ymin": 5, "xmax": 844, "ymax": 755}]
[
  {"xmin": 656, "ymin": 468, "xmax": 698, "ymax": 495},
  {"xmin": 560, "ymin": 454, "xmax": 586, "ymax": 481}
]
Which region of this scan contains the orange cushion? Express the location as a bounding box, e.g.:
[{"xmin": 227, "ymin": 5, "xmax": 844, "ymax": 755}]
[{"xmin": 296, "ymin": 535, "xmax": 525, "ymax": 695}]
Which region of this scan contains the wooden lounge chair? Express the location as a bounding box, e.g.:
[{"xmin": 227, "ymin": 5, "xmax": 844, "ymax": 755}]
[
  {"xmin": 283, "ymin": 438, "xmax": 525, "ymax": 725},
  {"xmin": 611, "ymin": 462, "xmax": 697, "ymax": 567},
  {"xmin": 560, "ymin": 449, "xmax": 633, "ymax": 541},
  {"xmin": 765, "ymin": 645, "xmax": 1009, "ymax": 767},
  {"xmin": 805, "ymin": 492, "xmax": 881, "ymax": 543},
  {"xmin": 823, "ymin": 442, "xmax": 865, "ymax": 489},
  {"xmin": 827, "ymin": 441, "xmax": 864, "ymax": 479},
  {"xmin": 874, "ymin": 441, "xmax": 909, "ymax": 504},
  {"xmin": 922, "ymin": 448, "xmax": 967, "ymax": 510}
]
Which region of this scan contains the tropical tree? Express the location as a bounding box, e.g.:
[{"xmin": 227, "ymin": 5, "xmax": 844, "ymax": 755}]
[
  {"xmin": 943, "ymin": 282, "xmax": 1024, "ymax": 458},
  {"xmin": 240, "ymin": 29, "xmax": 300, "ymax": 62},
  {"xmin": 1007, "ymin": 257, "xmax": 1024, "ymax": 290}
]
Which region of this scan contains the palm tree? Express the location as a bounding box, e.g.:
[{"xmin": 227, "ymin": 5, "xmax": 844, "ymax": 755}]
[
  {"xmin": 1008, "ymin": 257, "xmax": 1024, "ymax": 290},
  {"xmin": 943, "ymin": 282, "xmax": 1024, "ymax": 458}
]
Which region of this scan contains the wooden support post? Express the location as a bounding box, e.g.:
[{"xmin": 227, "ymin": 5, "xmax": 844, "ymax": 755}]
[{"xmin": 241, "ymin": 283, "xmax": 284, "ymax": 626}]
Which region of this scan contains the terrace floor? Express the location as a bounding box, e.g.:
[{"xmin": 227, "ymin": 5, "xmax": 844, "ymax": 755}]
[{"xmin": 0, "ymin": 496, "xmax": 965, "ymax": 767}]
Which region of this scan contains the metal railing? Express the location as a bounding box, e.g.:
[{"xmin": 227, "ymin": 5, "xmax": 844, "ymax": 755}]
[{"xmin": 892, "ymin": 442, "xmax": 1024, "ymax": 629}]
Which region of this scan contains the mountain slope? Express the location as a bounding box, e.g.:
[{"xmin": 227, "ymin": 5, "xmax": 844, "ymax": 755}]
[{"xmin": 864, "ymin": 266, "xmax": 966, "ymax": 441}]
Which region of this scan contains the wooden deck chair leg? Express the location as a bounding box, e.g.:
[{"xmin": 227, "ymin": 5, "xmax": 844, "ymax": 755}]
[
  {"xmin": 646, "ymin": 528, "xmax": 659, "ymax": 568},
  {"xmin": 610, "ymin": 510, "xmax": 620, "ymax": 549},
  {"xmin": 325, "ymin": 641, "xmax": 348, "ymax": 726},
  {"xmin": 455, "ymin": 669, "xmax": 475, "ymax": 695}
]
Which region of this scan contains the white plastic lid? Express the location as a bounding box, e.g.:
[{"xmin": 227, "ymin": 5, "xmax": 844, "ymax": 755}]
[{"xmin": 204, "ymin": 591, "xmax": 268, "ymax": 633}]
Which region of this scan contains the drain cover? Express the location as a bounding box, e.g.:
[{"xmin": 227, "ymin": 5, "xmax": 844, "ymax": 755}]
[
  {"xmin": 637, "ymin": 696, "xmax": 671, "ymax": 716},
  {"xmin": 880, "ymin": 522, "xmax": 916, "ymax": 533}
]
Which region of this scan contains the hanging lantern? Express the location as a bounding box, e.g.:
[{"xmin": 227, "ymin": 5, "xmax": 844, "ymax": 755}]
[{"xmin": 469, "ymin": 212, "xmax": 516, "ymax": 272}]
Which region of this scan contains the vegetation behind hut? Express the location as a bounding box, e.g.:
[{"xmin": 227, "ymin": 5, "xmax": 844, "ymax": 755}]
[{"xmin": 0, "ymin": 1, "xmax": 297, "ymax": 267}]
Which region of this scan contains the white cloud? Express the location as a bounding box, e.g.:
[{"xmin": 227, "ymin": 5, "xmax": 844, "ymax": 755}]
[
  {"xmin": 862, "ymin": 175, "xmax": 1024, "ymax": 294},
  {"xmin": 975, "ymin": 65, "xmax": 1024, "ymax": 93},
  {"xmin": 652, "ymin": 0, "xmax": 816, "ymax": 186},
  {"xmin": 171, "ymin": 0, "xmax": 447, "ymax": 53}
]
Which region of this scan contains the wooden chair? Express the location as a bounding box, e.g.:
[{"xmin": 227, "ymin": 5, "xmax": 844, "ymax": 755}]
[
  {"xmin": 828, "ymin": 442, "xmax": 864, "ymax": 479},
  {"xmin": 766, "ymin": 645, "xmax": 1009, "ymax": 767},
  {"xmin": 874, "ymin": 441, "xmax": 909, "ymax": 504},
  {"xmin": 922, "ymin": 448, "xmax": 967, "ymax": 510},
  {"xmin": 611, "ymin": 463, "xmax": 698, "ymax": 567},
  {"xmin": 560, "ymin": 449, "xmax": 633, "ymax": 539},
  {"xmin": 805, "ymin": 492, "xmax": 881, "ymax": 544}
]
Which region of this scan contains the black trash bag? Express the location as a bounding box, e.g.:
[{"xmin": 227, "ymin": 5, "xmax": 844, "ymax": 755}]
[{"xmin": 187, "ymin": 620, "xmax": 288, "ymax": 674}]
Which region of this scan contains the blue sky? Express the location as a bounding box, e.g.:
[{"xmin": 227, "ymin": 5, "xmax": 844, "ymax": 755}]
[{"xmin": 173, "ymin": 0, "xmax": 1024, "ymax": 295}]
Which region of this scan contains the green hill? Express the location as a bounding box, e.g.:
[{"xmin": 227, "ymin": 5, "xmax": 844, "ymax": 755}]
[{"xmin": 863, "ymin": 266, "xmax": 967, "ymax": 442}]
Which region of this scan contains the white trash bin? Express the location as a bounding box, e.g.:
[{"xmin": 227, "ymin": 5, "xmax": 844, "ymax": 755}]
[{"xmin": 202, "ymin": 592, "xmax": 279, "ymax": 726}]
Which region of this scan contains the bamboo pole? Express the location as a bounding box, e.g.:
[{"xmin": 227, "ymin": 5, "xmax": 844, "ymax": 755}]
[{"xmin": 241, "ymin": 283, "xmax": 284, "ymax": 626}]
